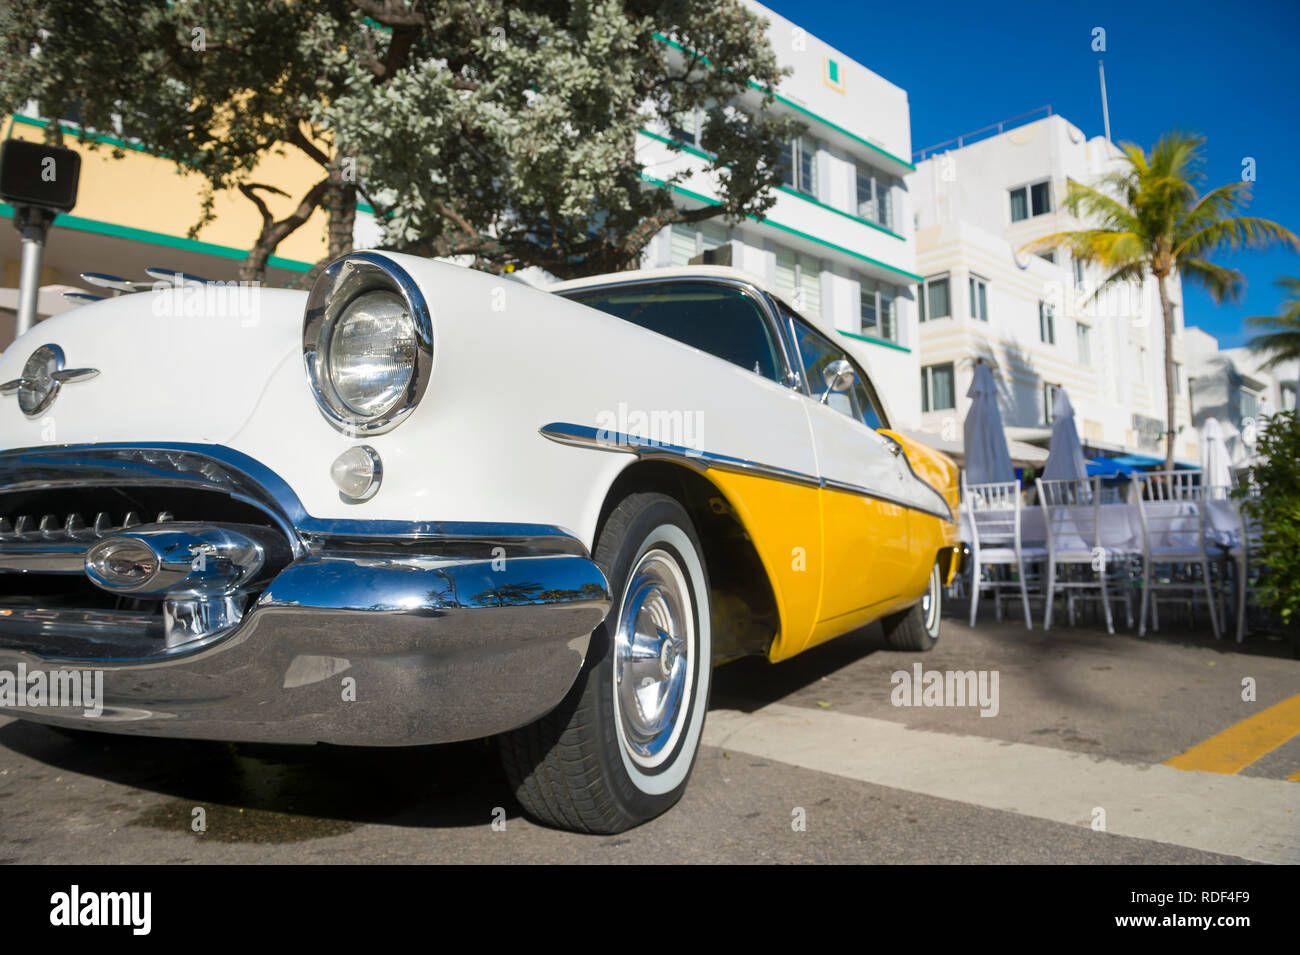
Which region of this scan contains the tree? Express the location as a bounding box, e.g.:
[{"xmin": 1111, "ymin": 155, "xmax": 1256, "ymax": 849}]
[
  {"xmin": 0, "ymin": 0, "xmax": 799, "ymax": 283},
  {"xmin": 1028, "ymin": 132, "xmax": 1299, "ymax": 470},
  {"xmin": 1238, "ymin": 409, "xmax": 1300, "ymax": 646},
  {"xmin": 311, "ymin": 0, "xmax": 802, "ymax": 278},
  {"xmin": 0, "ymin": 0, "xmax": 355, "ymax": 280},
  {"xmin": 1245, "ymin": 276, "xmax": 1300, "ymax": 369}
]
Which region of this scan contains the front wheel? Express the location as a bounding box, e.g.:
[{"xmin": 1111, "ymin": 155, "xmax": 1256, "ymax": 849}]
[
  {"xmin": 498, "ymin": 492, "xmax": 712, "ymax": 833},
  {"xmin": 881, "ymin": 559, "xmax": 942, "ymax": 652}
]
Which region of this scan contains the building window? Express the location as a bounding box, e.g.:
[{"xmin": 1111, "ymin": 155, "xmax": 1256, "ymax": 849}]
[
  {"xmin": 1076, "ymin": 322, "xmax": 1092, "ymax": 365},
  {"xmin": 855, "ymin": 166, "xmax": 895, "ymax": 231},
  {"xmin": 1044, "ymin": 382, "xmax": 1061, "ymax": 424},
  {"xmin": 1039, "ymin": 300, "xmax": 1055, "ymax": 344},
  {"xmin": 860, "ymin": 278, "xmax": 898, "ymax": 341},
  {"xmin": 969, "ymin": 275, "xmax": 989, "ymax": 321},
  {"xmin": 670, "ymin": 220, "xmax": 729, "ymax": 266},
  {"xmin": 1241, "ymin": 390, "xmax": 1259, "ymax": 422},
  {"xmin": 1072, "ymin": 255, "xmax": 1085, "ymax": 288},
  {"xmin": 921, "ymin": 363, "xmax": 956, "ymax": 412},
  {"xmin": 1173, "ymin": 361, "xmax": 1183, "ymax": 396},
  {"xmin": 918, "ymin": 275, "xmax": 950, "ymax": 321},
  {"xmin": 1282, "ymin": 383, "xmax": 1297, "ymax": 410},
  {"xmin": 780, "ymin": 136, "xmax": 818, "ymax": 198},
  {"xmin": 775, "ymin": 248, "xmax": 821, "ymax": 317},
  {"xmin": 1135, "ymin": 346, "xmax": 1147, "ymax": 383},
  {"xmin": 823, "ymin": 56, "xmax": 846, "ymax": 93},
  {"xmin": 1010, "ymin": 178, "xmax": 1052, "ymax": 222}
]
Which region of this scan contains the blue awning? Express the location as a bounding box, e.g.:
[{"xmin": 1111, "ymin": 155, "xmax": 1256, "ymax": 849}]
[
  {"xmin": 1103, "ymin": 452, "xmax": 1197, "ymax": 471},
  {"xmin": 1086, "ymin": 457, "xmax": 1139, "ymax": 477}
]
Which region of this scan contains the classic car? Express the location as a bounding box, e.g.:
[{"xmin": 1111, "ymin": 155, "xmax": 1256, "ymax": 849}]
[{"xmin": 0, "ymin": 253, "xmax": 959, "ymax": 833}]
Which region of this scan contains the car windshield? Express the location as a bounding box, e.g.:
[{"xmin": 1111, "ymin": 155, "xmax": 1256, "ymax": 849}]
[{"xmin": 561, "ymin": 281, "xmax": 784, "ymax": 383}]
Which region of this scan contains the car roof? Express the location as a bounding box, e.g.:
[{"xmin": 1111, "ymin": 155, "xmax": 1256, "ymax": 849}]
[{"xmin": 547, "ymin": 264, "xmax": 900, "ymax": 429}]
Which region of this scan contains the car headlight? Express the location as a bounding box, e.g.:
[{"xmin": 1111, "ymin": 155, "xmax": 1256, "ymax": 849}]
[{"xmin": 303, "ymin": 253, "xmax": 433, "ymax": 434}]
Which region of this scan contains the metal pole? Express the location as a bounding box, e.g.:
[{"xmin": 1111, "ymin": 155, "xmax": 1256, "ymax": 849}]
[
  {"xmin": 1098, "ymin": 59, "xmax": 1112, "ymax": 143},
  {"xmin": 13, "ymin": 207, "xmax": 52, "ymax": 340}
]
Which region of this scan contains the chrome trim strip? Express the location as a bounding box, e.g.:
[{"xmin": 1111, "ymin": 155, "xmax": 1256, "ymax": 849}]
[
  {"xmin": 0, "ymin": 444, "xmax": 590, "ymax": 558},
  {"xmin": 539, "ymin": 422, "xmax": 953, "ymax": 521},
  {"xmin": 540, "ymin": 421, "xmax": 820, "ymax": 489}
]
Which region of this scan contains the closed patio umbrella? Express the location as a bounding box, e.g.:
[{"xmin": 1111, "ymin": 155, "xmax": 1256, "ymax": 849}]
[
  {"xmin": 1043, "ymin": 387, "xmax": 1087, "ymax": 481},
  {"xmin": 962, "ymin": 362, "xmax": 1014, "ymax": 484},
  {"xmin": 1201, "ymin": 416, "xmax": 1232, "ymax": 489}
]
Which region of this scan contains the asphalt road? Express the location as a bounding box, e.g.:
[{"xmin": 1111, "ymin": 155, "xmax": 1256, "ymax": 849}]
[{"xmin": 1, "ymin": 602, "xmax": 1297, "ymax": 864}]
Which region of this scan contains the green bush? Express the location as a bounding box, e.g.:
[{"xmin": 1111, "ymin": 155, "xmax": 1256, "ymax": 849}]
[{"xmin": 1238, "ymin": 409, "xmax": 1300, "ymax": 626}]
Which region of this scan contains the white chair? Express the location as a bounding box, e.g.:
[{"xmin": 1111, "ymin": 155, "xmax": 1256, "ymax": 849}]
[
  {"xmin": 1036, "ymin": 476, "xmax": 1115, "ymax": 634},
  {"xmin": 1221, "ymin": 491, "xmax": 1262, "ymax": 644},
  {"xmin": 963, "ymin": 475, "xmax": 1040, "ymax": 629},
  {"xmin": 1131, "ymin": 470, "xmax": 1221, "ymax": 640}
]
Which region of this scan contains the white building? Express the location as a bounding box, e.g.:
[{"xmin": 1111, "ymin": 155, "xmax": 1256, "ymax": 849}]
[
  {"xmin": 634, "ymin": 0, "xmax": 923, "ymax": 425},
  {"xmin": 908, "ymin": 113, "xmax": 1197, "ymax": 465},
  {"xmin": 1185, "ymin": 325, "xmax": 1298, "ymax": 469}
]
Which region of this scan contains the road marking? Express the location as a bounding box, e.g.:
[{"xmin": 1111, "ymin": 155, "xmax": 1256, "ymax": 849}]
[
  {"xmin": 703, "ymin": 702, "xmax": 1300, "ymax": 864},
  {"xmin": 1164, "ymin": 694, "xmax": 1300, "ymax": 775}
]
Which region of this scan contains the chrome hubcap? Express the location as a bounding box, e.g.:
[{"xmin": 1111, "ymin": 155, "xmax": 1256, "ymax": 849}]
[{"xmin": 614, "ymin": 549, "xmax": 693, "ymax": 768}]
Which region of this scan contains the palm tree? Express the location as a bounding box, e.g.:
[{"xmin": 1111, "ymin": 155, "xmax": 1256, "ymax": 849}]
[
  {"xmin": 1028, "ymin": 132, "xmax": 1298, "ymax": 469},
  {"xmin": 1245, "ymin": 276, "xmax": 1300, "ymax": 369}
]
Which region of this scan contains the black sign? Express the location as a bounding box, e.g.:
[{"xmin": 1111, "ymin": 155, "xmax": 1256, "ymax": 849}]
[{"xmin": 0, "ymin": 139, "xmax": 81, "ymax": 213}]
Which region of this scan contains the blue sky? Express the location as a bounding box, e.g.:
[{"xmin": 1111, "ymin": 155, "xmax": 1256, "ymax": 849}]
[{"xmin": 763, "ymin": 0, "xmax": 1300, "ymax": 348}]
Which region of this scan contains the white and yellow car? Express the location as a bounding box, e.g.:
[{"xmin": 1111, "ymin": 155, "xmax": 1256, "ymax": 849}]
[{"xmin": 0, "ymin": 254, "xmax": 959, "ymax": 833}]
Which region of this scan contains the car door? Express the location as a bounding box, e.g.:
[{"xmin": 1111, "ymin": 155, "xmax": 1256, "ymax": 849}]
[{"xmin": 784, "ymin": 312, "xmax": 915, "ymax": 628}]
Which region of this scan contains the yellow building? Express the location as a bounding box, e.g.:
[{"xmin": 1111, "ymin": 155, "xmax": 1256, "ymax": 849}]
[{"xmin": 1, "ymin": 113, "xmax": 340, "ymax": 345}]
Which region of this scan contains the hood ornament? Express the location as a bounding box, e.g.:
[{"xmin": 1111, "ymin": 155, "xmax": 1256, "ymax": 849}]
[{"xmin": 0, "ymin": 344, "xmax": 99, "ymax": 417}]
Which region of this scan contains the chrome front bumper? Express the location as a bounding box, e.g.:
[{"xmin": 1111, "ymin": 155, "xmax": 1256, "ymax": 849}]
[{"xmin": 0, "ymin": 444, "xmax": 610, "ymax": 745}]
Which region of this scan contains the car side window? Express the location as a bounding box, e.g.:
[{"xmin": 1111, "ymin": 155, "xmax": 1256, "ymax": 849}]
[
  {"xmin": 561, "ymin": 282, "xmax": 784, "ymax": 383},
  {"xmin": 788, "ymin": 316, "xmax": 885, "ymax": 430}
]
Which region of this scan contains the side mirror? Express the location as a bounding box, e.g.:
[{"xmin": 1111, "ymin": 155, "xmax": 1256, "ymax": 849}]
[{"xmin": 819, "ymin": 359, "xmax": 855, "ymax": 403}]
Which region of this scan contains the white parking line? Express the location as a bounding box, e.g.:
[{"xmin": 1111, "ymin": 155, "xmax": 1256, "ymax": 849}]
[{"xmin": 703, "ymin": 703, "xmax": 1300, "ymax": 864}]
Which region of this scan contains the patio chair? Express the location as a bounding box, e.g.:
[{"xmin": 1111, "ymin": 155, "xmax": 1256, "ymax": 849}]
[
  {"xmin": 963, "ymin": 475, "xmax": 1040, "ymax": 629},
  {"xmin": 1132, "ymin": 470, "xmax": 1221, "ymax": 640},
  {"xmin": 1221, "ymin": 489, "xmax": 1262, "ymax": 644},
  {"xmin": 1036, "ymin": 476, "xmax": 1115, "ymax": 634}
]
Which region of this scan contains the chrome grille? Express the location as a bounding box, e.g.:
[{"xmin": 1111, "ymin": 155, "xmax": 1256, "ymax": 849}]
[{"xmin": 0, "ymin": 509, "xmax": 174, "ymax": 543}]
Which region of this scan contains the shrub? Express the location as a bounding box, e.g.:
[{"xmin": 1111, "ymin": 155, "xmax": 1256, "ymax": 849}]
[{"xmin": 1238, "ymin": 409, "xmax": 1300, "ymax": 627}]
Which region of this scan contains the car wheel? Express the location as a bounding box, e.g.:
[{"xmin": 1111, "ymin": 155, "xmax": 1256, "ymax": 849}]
[
  {"xmin": 881, "ymin": 559, "xmax": 942, "ymax": 652},
  {"xmin": 498, "ymin": 491, "xmax": 712, "ymax": 833}
]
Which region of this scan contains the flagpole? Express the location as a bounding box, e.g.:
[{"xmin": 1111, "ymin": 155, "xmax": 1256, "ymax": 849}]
[{"xmin": 1099, "ymin": 59, "xmax": 1112, "ymax": 142}]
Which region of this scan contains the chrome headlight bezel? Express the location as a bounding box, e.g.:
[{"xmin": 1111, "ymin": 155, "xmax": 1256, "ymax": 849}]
[{"xmin": 303, "ymin": 252, "xmax": 434, "ymax": 436}]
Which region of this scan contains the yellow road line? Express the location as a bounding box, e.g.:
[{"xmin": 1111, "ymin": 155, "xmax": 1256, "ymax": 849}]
[
  {"xmin": 1166, "ymin": 694, "xmax": 1300, "ymax": 775},
  {"xmin": 1287, "ymin": 769, "xmax": 1300, "ymax": 783}
]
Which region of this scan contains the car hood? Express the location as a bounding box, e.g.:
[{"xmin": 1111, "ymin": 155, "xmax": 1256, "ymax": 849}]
[{"xmin": 0, "ymin": 287, "xmax": 307, "ymax": 448}]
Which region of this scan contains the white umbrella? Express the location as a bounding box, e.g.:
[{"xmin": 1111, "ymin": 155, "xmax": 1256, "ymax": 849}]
[
  {"xmin": 962, "ymin": 363, "xmax": 1014, "ymax": 484},
  {"xmin": 1200, "ymin": 416, "xmax": 1232, "ymax": 489},
  {"xmin": 1043, "ymin": 388, "xmax": 1088, "ymax": 481}
]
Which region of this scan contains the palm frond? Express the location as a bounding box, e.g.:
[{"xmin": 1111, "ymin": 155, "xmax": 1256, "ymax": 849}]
[
  {"xmin": 1179, "ymin": 215, "xmax": 1300, "ymax": 259},
  {"xmin": 1179, "ymin": 256, "xmax": 1246, "ymax": 304}
]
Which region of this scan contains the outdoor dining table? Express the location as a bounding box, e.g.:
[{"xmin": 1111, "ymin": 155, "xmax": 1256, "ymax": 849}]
[{"xmin": 958, "ymin": 497, "xmax": 1245, "ymax": 553}]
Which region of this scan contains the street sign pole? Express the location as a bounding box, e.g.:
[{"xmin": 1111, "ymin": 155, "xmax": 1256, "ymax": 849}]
[
  {"xmin": 1, "ymin": 139, "xmax": 81, "ymax": 344},
  {"xmin": 14, "ymin": 206, "xmax": 54, "ymax": 338}
]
